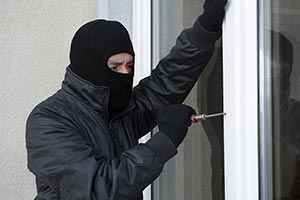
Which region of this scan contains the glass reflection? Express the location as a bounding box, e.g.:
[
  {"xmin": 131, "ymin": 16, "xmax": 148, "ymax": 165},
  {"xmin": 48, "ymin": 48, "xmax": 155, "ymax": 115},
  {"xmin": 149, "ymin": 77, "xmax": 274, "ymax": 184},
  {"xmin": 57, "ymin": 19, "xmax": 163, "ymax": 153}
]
[
  {"xmin": 265, "ymin": 1, "xmax": 300, "ymax": 199},
  {"xmin": 271, "ymin": 30, "xmax": 300, "ymax": 199}
]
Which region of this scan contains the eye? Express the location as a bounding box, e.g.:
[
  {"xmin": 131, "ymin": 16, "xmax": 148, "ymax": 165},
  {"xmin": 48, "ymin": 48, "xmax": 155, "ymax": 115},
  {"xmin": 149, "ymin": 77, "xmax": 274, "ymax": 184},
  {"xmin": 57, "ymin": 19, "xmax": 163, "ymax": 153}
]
[
  {"xmin": 129, "ymin": 64, "xmax": 134, "ymax": 68},
  {"xmin": 127, "ymin": 64, "xmax": 134, "ymax": 72},
  {"xmin": 111, "ymin": 66, "xmax": 118, "ymax": 70},
  {"xmin": 109, "ymin": 65, "xmax": 119, "ymax": 72},
  {"xmin": 128, "ymin": 64, "xmax": 133, "ymax": 69}
]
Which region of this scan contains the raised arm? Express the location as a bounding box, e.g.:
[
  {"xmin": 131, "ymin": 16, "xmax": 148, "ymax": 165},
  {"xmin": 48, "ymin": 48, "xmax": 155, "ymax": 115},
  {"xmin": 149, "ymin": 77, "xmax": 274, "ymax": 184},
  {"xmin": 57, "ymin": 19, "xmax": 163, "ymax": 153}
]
[{"xmin": 132, "ymin": 0, "xmax": 226, "ymax": 137}]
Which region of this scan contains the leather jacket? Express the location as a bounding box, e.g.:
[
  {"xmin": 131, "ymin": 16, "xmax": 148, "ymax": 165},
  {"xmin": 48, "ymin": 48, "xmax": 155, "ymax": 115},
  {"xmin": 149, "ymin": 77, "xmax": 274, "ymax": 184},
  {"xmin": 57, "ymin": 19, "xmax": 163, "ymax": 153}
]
[{"xmin": 26, "ymin": 21, "xmax": 221, "ymax": 200}]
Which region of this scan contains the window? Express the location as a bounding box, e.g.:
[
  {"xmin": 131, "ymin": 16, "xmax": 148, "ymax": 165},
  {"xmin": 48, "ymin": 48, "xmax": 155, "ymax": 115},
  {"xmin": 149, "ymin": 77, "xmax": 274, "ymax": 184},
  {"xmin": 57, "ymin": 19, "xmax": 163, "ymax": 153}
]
[
  {"xmin": 259, "ymin": 0, "xmax": 300, "ymax": 199},
  {"xmin": 152, "ymin": 1, "xmax": 224, "ymax": 199}
]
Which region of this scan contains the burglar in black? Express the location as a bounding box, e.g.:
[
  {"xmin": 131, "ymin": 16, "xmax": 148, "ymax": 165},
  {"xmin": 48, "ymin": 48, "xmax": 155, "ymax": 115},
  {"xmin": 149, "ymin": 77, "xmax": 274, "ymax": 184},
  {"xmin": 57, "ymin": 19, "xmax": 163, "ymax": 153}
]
[{"xmin": 26, "ymin": 0, "xmax": 227, "ymax": 199}]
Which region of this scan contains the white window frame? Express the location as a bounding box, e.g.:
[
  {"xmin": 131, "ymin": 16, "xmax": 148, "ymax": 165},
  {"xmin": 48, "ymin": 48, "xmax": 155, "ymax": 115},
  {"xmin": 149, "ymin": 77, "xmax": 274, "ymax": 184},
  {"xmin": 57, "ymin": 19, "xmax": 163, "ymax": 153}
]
[
  {"xmin": 131, "ymin": 1, "xmax": 152, "ymax": 200},
  {"xmin": 223, "ymin": 0, "xmax": 259, "ymax": 200},
  {"xmin": 131, "ymin": 0, "xmax": 152, "ymax": 87}
]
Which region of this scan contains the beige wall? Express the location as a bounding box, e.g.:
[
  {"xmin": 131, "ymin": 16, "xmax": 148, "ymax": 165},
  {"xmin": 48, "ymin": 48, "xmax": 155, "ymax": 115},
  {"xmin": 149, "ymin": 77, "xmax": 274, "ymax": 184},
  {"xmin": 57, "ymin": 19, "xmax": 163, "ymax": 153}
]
[{"xmin": 0, "ymin": 1, "xmax": 96, "ymax": 199}]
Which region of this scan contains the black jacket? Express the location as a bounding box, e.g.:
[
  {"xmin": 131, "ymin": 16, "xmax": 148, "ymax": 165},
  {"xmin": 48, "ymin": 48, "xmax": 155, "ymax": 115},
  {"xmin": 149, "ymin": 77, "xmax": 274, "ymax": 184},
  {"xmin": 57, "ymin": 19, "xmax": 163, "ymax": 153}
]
[{"xmin": 26, "ymin": 22, "xmax": 220, "ymax": 200}]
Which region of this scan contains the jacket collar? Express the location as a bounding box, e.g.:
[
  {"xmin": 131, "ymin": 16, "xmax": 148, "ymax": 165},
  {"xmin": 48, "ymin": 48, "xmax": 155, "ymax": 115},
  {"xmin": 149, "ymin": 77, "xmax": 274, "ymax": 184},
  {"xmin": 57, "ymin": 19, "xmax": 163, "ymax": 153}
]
[{"xmin": 62, "ymin": 67, "xmax": 110, "ymax": 114}]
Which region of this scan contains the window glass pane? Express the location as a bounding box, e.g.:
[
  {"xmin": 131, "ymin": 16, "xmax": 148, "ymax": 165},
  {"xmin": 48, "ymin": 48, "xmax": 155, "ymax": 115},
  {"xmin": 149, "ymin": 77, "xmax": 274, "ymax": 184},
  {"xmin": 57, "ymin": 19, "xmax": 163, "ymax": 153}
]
[
  {"xmin": 152, "ymin": 1, "xmax": 224, "ymax": 200},
  {"xmin": 261, "ymin": 0, "xmax": 300, "ymax": 199}
]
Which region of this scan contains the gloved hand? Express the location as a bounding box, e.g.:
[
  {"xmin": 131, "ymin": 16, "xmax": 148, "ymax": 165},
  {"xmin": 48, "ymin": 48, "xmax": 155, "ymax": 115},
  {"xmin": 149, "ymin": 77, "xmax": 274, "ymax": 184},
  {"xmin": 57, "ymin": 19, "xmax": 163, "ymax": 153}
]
[
  {"xmin": 156, "ymin": 104, "xmax": 196, "ymax": 147},
  {"xmin": 199, "ymin": 0, "xmax": 227, "ymax": 31}
]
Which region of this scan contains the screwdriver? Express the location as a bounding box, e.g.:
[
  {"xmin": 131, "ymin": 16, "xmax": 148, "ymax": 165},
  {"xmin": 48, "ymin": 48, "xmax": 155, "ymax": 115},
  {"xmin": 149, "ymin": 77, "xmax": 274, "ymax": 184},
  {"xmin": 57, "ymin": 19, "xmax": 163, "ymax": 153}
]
[{"xmin": 190, "ymin": 112, "xmax": 226, "ymax": 123}]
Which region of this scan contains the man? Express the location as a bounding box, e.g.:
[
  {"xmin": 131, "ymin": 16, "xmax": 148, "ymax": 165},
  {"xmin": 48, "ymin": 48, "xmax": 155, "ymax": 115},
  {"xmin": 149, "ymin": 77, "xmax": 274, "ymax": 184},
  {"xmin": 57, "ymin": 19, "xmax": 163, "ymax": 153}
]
[{"xmin": 26, "ymin": 0, "xmax": 227, "ymax": 199}]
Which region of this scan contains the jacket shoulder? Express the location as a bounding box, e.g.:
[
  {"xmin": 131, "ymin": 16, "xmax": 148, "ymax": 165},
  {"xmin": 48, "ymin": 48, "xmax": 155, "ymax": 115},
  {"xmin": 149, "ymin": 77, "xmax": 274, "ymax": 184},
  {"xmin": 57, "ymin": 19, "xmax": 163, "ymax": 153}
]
[
  {"xmin": 26, "ymin": 90, "xmax": 80, "ymax": 148},
  {"xmin": 26, "ymin": 90, "xmax": 78, "ymax": 131},
  {"xmin": 29, "ymin": 91, "xmax": 62, "ymax": 114}
]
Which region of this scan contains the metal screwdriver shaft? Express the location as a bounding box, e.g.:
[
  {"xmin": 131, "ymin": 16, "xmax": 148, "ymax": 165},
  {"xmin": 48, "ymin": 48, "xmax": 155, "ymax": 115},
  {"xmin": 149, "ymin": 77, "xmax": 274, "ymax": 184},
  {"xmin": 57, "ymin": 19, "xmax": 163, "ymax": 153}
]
[
  {"xmin": 203, "ymin": 112, "xmax": 226, "ymax": 119},
  {"xmin": 191, "ymin": 112, "xmax": 226, "ymax": 123}
]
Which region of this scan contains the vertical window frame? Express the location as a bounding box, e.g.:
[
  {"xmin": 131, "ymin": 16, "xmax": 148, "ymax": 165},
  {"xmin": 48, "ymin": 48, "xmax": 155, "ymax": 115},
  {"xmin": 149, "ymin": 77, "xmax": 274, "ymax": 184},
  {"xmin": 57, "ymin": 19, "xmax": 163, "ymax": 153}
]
[
  {"xmin": 223, "ymin": 0, "xmax": 260, "ymax": 200},
  {"xmin": 132, "ymin": 1, "xmax": 152, "ymax": 200},
  {"xmin": 258, "ymin": 0, "xmax": 274, "ymax": 199}
]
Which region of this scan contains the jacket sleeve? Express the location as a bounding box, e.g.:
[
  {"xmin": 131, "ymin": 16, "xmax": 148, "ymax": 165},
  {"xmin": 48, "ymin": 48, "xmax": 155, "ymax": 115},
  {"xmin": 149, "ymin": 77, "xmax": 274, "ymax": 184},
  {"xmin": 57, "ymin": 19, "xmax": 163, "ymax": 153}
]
[
  {"xmin": 26, "ymin": 106, "xmax": 176, "ymax": 200},
  {"xmin": 132, "ymin": 19, "xmax": 221, "ymax": 138}
]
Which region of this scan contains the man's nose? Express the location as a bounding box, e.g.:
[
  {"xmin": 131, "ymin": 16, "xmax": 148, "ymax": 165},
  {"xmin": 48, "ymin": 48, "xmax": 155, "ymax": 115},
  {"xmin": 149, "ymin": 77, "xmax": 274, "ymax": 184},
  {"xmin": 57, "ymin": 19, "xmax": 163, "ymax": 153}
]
[{"xmin": 119, "ymin": 65, "xmax": 130, "ymax": 74}]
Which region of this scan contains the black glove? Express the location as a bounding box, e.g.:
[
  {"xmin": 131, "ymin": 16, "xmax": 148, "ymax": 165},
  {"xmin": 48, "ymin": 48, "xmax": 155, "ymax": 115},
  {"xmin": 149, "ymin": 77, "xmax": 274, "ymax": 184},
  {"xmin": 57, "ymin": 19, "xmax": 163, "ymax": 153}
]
[
  {"xmin": 199, "ymin": 0, "xmax": 227, "ymax": 31},
  {"xmin": 156, "ymin": 104, "xmax": 196, "ymax": 147}
]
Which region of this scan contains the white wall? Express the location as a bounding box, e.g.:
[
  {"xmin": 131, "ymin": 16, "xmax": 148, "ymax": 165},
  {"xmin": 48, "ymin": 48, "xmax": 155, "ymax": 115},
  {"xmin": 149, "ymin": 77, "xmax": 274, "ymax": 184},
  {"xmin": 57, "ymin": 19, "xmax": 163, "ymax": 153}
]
[{"xmin": 0, "ymin": 1, "xmax": 96, "ymax": 199}]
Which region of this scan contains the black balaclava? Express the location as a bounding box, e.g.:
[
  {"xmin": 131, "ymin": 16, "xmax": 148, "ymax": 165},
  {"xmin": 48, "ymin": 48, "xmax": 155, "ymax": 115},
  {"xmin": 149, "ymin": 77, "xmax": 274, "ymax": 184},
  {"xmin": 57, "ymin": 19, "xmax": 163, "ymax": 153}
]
[{"xmin": 69, "ymin": 19, "xmax": 135, "ymax": 118}]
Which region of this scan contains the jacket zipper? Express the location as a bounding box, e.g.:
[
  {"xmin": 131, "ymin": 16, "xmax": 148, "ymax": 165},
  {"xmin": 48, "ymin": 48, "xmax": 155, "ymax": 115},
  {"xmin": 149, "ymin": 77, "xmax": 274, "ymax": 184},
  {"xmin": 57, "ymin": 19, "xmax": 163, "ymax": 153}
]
[
  {"xmin": 108, "ymin": 104, "xmax": 135, "ymax": 158},
  {"xmin": 108, "ymin": 123, "xmax": 118, "ymax": 158}
]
